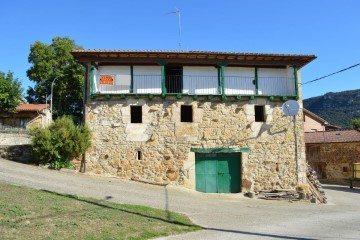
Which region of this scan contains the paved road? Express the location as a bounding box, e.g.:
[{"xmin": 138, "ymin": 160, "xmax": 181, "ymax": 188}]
[{"xmin": 1, "ymin": 158, "xmax": 360, "ymax": 240}]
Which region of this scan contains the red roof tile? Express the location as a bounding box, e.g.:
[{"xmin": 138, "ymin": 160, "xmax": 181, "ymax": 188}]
[
  {"xmin": 16, "ymin": 104, "xmax": 48, "ymax": 112},
  {"xmin": 305, "ymin": 130, "xmax": 360, "ymax": 144}
]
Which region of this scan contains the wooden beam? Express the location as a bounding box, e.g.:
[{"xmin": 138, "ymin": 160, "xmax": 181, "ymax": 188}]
[{"xmin": 77, "ymin": 57, "xmax": 306, "ymax": 67}]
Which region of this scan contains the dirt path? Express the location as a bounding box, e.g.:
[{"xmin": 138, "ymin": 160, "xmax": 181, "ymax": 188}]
[{"xmin": 1, "ymin": 158, "xmax": 360, "ymax": 240}]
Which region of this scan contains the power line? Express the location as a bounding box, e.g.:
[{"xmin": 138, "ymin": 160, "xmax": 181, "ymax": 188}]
[{"xmin": 302, "ymin": 62, "xmax": 360, "ymax": 85}]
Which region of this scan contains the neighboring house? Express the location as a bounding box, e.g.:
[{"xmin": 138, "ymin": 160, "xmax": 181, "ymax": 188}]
[
  {"xmin": 0, "ymin": 104, "xmax": 51, "ymax": 131},
  {"xmin": 305, "ymin": 129, "xmax": 360, "ymax": 181},
  {"xmin": 72, "ymin": 50, "xmax": 315, "ymax": 193},
  {"xmin": 303, "ymin": 108, "xmax": 340, "ymax": 132}
]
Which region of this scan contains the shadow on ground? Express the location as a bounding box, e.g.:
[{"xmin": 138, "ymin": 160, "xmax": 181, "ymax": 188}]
[
  {"xmin": 323, "ymin": 185, "xmax": 360, "ymax": 193},
  {"xmin": 203, "ymin": 227, "xmax": 359, "ymax": 240},
  {"xmin": 41, "ymin": 189, "xmax": 197, "ymax": 228}
]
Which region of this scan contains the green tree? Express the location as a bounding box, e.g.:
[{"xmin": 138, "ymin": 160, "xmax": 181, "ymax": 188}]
[
  {"xmin": 0, "ymin": 71, "xmax": 23, "ymax": 112},
  {"xmin": 26, "ymin": 37, "xmax": 84, "ymax": 122},
  {"xmin": 30, "ymin": 116, "xmax": 92, "ymax": 170},
  {"xmin": 352, "ymin": 118, "xmax": 360, "ymax": 129}
]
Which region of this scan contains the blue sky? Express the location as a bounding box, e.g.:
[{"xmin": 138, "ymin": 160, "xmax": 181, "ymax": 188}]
[{"xmin": 0, "ymin": 0, "xmax": 359, "ymax": 99}]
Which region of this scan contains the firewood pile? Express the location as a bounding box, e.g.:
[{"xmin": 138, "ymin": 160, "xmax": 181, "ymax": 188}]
[
  {"xmin": 257, "ymin": 189, "xmax": 300, "ymax": 201},
  {"xmin": 254, "ymin": 165, "xmax": 327, "ymax": 203},
  {"xmin": 307, "ymin": 165, "xmax": 327, "ymax": 203}
]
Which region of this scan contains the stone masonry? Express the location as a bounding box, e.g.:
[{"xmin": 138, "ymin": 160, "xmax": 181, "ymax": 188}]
[
  {"xmin": 307, "ymin": 142, "xmax": 360, "ymax": 182},
  {"xmin": 0, "ymin": 133, "xmax": 33, "ymax": 163},
  {"xmin": 83, "ymin": 96, "xmax": 307, "ymax": 192}
]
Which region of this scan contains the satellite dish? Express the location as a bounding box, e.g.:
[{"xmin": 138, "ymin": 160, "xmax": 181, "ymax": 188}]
[{"xmin": 282, "ymin": 100, "xmax": 300, "ymax": 116}]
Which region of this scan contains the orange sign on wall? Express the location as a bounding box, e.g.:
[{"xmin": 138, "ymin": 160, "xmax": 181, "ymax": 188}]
[{"xmin": 100, "ymin": 75, "xmax": 114, "ymax": 85}]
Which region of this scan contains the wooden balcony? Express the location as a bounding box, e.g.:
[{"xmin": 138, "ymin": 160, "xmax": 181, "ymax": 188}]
[{"xmin": 91, "ymin": 74, "xmax": 296, "ymax": 98}]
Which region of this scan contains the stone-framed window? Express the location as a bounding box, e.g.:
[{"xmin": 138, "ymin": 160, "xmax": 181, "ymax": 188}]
[
  {"xmin": 131, "ymin": 106, "xmax": 142, "ymax": 123},
  {"xmin": 343, "ymin": 166, "xmax": 349, "ymax": 172},
  {"xmin": 181, "ymin": 105, "xmax": 193, "ymax": 122},
  {"xmin": 255, "ymin": 105, "xmax": 265, "ymax": 122}
]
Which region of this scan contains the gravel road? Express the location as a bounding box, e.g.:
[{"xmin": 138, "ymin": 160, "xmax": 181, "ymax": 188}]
[{"xmin": 1, "ymin": 158, "xmax": 360, "ymax": 240}]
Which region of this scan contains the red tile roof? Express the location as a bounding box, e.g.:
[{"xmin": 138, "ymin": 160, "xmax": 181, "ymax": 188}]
[
  {"xmin": 305, "ymin": 130, "xmax": 360, "ymax": 144},
  {"xmin": 16, "ymin": 104, "xmax": 48, "ymax": 112}
]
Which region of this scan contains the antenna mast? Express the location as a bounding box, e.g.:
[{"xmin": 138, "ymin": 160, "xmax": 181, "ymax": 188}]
[
  {"xmin": 176, "ymin": 8, "xmax": 182, "ymax": 50},
  {"xmin": 167, "ymin": 8, "xmax": 182, "ymax": 50}
]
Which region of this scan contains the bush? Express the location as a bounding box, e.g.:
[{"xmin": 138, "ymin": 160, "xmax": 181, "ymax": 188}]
[
  {"xmin": 352, "ymin": 118, "xmax": 360, "ymax": 129},
  {"xmin": 30, "ymin": 116, "xmax": 91, "ymax": 169}
]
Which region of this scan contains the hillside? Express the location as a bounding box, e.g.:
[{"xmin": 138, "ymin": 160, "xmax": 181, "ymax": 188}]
[{"xmin": 303, "ymin": 89, "xmax": 360, "ymax": 128}]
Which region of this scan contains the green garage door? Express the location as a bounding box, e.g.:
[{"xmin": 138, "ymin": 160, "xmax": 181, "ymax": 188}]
[{"xmin": 195, "ymin": 153, "xmax": 241, "ymax": 193}]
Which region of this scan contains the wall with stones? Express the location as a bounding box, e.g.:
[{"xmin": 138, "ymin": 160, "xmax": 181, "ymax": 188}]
[
  {"xmin": 307, "ymin": 142, "xmax": 360, "ymax": 182},
  {"xmin": 83, "ymin": 96, "xmax": 306, "ymax": 192},
  {"xmin": 0, "ymin": 133, "xmax": 33, "ymax": 163}
]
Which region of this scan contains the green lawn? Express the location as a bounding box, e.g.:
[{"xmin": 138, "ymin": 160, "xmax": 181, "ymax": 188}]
[{"xmin": 0, "ymin": 183, "xmax": 201, "ymax": 240}]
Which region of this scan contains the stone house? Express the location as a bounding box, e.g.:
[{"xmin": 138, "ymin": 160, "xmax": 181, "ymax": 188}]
[
  {"xmin": 303, "ymin": 108, "xmax": 339, "ymax": 132},
  {"xmin": 305, "ymin": 129, "xmax": 360, "ymax": 182},
  {"xmin": 72, "ymin": 50, "xmax": 316, "ymax": 193},
  {"xmin": 0, "ymin": 104, "xmax": 51, "ymax": 131}
]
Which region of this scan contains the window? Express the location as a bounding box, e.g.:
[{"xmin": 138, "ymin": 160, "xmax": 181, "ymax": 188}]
[
  {"xmin": 137, "ymin": 151, "xmax": 142, "ymax": 160},
  {"xmin": 19, "ymin": 119, "xmax": 28, "ymax": 129},
  {"xmin": 100, "ymin": 75, "xmax": 114, "ymax": 85},
  {"xmin": 255, "ymin": 105, "xmax": 265, "ymax": 122},
  {"xmin": 131, "ymin": 106, "xmax": 142, "ymax": 123},
  {"xmin": 343, "ymin": 167, "xmax": 349, "ymax": 173},
  {"xmin": 181, "ymin": 105, "xmax": 193, "ymax": 122}
]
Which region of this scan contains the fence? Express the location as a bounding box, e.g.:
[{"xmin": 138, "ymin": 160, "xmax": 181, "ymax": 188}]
[
  {"xmin": 93, "ymin": 75, "xmax": 296, "ymax": 96},
  {"xmin": 0, "ymin": 125, "xmax": 29, "ymax": 135}
]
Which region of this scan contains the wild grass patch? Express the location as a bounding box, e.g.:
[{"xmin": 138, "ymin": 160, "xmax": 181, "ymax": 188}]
[{"xmin": 0, "ymin": 183, "xmax": 201, "ymax": 239}]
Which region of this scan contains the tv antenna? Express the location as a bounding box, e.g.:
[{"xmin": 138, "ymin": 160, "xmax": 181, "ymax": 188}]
[
  {"xmin": 281, "ymin": 100, "xmax": 300, "ymax": 116},
  {"xmin": 167, "ymin": 8, "xmax": 182, "ymax": 49}
]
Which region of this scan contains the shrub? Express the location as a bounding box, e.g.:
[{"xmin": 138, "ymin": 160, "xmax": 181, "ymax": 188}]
[
  {"xmin": 352, "ymin": 118, "xmax": 360, "ymax": 129},
  {"xmin": 30, "ymin": 116, "xmax": 91, "ymax": 169}
]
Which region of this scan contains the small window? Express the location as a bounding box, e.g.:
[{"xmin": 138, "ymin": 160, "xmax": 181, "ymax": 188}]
[
  {"xmin": 100, "ymin": 75, "xmax": 114, "ymax": 85},
  {"xmin": 19, "ymin": 119, "xmax": 28, "ymax": 129},
  {"xmin": 131, "ymin": 106, "xmax": 142, "ymax": 123},
  {"xmin": 255, "ymin": 105, "xmax": 265, "ymax": 122},
  {"xmin": 137, "ymin": 151, "xmax": 142, "ymax": 160},
  {"xmin": 181, "ymin": 105, "xmax": 193, "ymax": 122},
  {"xmin": 343, "ymin": 167, "xmax": 349, "ymax": 172}
]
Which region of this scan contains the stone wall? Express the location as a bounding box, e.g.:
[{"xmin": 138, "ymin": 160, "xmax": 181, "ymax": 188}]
[
  {"xmin": 0, "ymin": 133, "xmax": 33, "ymax": 163},
  {"xmin": 0, "ymin": 110, "xmax": 51, "ymax": 130},
  {"xmin": 84, "ymin": 96, "xmax": 306, "ymax": 192},
  {"xmin": 0, "ymin": 133, "xmax": 31, "ymax": 145},
  {"xmin": 0, "ymin": 145, "xmax": 34, "ymax": 163},
  {"xmin": 307, "ymin": 142, "xmax": 360, "ymax": 182}
]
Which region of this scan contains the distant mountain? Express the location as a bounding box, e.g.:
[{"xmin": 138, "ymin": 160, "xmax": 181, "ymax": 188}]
[{"xmin": 303, "ymin": 89, "xmax": 360, "ymax": 128}]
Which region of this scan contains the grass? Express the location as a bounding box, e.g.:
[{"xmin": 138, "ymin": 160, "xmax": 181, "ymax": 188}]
[{"xmin": 0, "ymin": 183, "xmax": 201, "ymax": 240}]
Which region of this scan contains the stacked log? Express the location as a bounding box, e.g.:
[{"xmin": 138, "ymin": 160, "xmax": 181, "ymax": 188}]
[
  {"xmin": 257, "ymin": 189, "xmax": 299, "ymax": 201},
  {"xmin": 306, "ymin": 165, "xmax": 327, "ymax": 203},
  {"xmin": 254, "ymin": 165, "xmax": 327, "ymax": 203}
]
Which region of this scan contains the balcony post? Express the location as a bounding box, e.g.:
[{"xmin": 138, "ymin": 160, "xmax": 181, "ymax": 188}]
[
  {"xmin": 160, "ymin": 62, "xmax": 167, "ymax": 97},
  {"xmin": 293, "ymin": 66, "xmax": 299, "ymax": 98},
  {"xmin": 130, "ymin": 65, "xmax": 134, "ymax": 93},
  {"xmin": 218, "ymin": 64, "xmax": 226, "ymax": 96},
  {"xmin": 90, "ymin": 65, "xmax": 95, "ymax": 95},
  {"xmin": 255, "ymin": 67, "xmax": 259, "ymax": 95}
]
